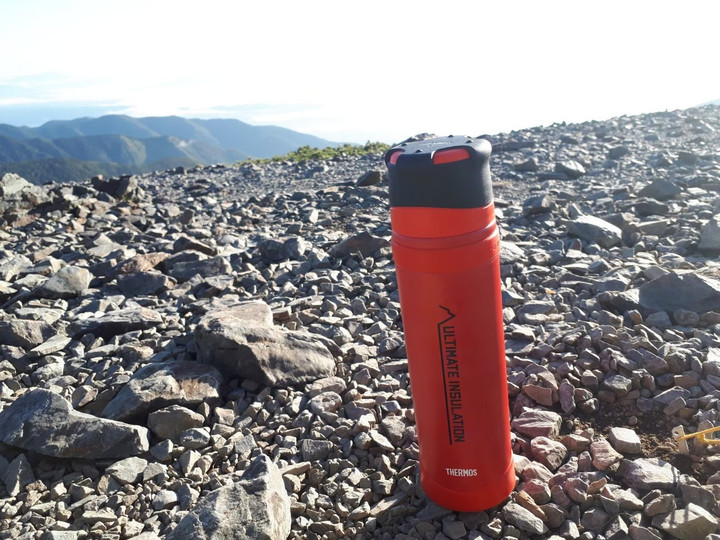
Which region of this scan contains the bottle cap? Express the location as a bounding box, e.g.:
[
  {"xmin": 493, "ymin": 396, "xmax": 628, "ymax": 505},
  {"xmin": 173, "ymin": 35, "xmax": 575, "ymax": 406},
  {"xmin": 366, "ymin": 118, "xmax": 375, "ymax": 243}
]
[{"xmin": 385, "ymin": 136, "xmax": 493, "ymax": 209}]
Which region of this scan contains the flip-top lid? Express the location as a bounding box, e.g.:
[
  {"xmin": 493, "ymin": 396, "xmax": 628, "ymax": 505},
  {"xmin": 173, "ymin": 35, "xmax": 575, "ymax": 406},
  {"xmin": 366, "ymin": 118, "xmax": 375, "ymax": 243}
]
[{"xmin": 385, "ymin": 136, "xmax": 493, "ymax": 209}]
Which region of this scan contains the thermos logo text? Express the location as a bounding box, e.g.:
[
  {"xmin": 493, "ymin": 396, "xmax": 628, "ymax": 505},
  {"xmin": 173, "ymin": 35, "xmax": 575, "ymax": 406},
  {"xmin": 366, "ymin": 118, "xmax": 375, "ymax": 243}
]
[
  {"xmin": 438, "ymin": 306, "xmax": 465, "ymax": 444},
  {"xmin": 446, "ymin": 468, "xmax": 478, "ymax": 477}
]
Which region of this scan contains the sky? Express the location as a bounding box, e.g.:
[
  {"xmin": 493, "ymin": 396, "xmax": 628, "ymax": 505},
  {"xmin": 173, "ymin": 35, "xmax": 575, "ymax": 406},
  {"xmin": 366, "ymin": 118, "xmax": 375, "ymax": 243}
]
[{"xmin": 1, "ymin": 0, "xmax": 719, "ymax": 144}]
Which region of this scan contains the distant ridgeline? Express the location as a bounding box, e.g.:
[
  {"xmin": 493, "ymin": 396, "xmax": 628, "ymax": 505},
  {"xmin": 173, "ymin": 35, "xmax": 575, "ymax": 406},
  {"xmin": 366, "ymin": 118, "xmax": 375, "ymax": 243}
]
[{"xmin": 0, "ymin": 115, "xmax": 336, "ymax": 184}]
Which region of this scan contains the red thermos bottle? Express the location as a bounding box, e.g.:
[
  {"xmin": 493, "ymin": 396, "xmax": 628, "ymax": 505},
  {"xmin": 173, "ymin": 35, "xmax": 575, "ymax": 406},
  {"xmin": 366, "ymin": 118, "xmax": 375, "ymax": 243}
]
[{"xmin": 385, "ymin": 136, "xmax": 514, "ymax": 511}]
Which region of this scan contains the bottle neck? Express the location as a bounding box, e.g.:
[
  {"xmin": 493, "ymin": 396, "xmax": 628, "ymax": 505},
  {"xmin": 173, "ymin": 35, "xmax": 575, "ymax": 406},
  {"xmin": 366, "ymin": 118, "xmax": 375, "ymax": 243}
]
[{"xmin": 390, "ymin": 203, "xmax": 496, "ymax": 238}]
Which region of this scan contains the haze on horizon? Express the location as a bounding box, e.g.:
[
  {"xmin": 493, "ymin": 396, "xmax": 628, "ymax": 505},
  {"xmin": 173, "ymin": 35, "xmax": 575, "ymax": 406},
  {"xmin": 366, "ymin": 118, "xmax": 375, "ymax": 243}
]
[{"xmin": 1, "ymin": 0, "xmax": 719, "ymax": 144}]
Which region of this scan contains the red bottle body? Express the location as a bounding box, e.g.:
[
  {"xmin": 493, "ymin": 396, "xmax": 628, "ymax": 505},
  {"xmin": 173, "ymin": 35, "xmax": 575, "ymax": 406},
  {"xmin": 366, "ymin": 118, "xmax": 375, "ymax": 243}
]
[
  {"xmin": 392, "ymin": 206, "xmax": 514, "ymax": 511},
  {"xmin": 386, "ymin": 137, "xmax": 514, "ymax": 511}
]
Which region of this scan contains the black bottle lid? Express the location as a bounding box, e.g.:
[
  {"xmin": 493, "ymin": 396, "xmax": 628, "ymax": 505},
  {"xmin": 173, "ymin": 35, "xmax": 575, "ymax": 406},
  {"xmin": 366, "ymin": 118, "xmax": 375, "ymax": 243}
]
[{"xmin": 384, "ymin": 135, "xmax": 493, "ymax": 209}]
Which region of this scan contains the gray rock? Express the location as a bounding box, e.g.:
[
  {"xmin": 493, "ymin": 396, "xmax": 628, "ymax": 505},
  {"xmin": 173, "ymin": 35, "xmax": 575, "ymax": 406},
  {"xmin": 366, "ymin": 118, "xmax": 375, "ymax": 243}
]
[
  {"xmin": 0, "ymin": 173, "xmax": 48, "ymax": 219},
  {"xmin": 639, "ymin": 272, "xmax": 720, "ymax": 313},
  {"xmin": 153, "ymin": 489, "xmax": 179, "ymax": 511},
  {"xmin": 0, "ymin": 318, "xmax": 56, "ymax": 350},
  {"xmin": 258, "ymin": 237, "xmax": 308, "ymax": 262},
  {"xmin": 195, "ymin": 311, "xmax": 335, "ymax": 387},
  {"xmin": 637, "ymin": 178, "xmax": 681, "ymax": 200},
  {"xmin": 628, "ymin": 525, "xmax": 663, "ymax": 540},
  {"xmin": 34, "ymin": 266, "xmax": 91, "ymax": 299},
  {"xmin": 590, "ymin": 439, "xmax": 624, "ymax": 470},
  {"xmin": 645, "ymin": 493, "xmax": 676, "ymax": 516},
  {"xmin": 501, "ymin": 502, "xmax": 548, "ymax": 535},
  {"xmin": 0, "ymin": 254, "xmax": 32, "ymax": 281},
  {"xmin": 0, "ymin": 389, "xmax": 149, "ymax": 459},
  {"xmin": 27, "ymin": 334, "xmax": 72, "ymax": 358},
  {"xmin": 357, "ymin": 170, "xmax": 384, "ymax": 186},
  {"xmin": 232, "ymin": 435, "xmax": 257, "ymax": 460},
  {"xmin": 555, "ymin": 160, "xmax": 586, "ymax": 178},
  {"xmin": 2, "ymin": 453, "xmax": 35, "ymax": 497},
  {"xmin": 530, "ymin": 436, "xmax": 568, "ymax": 471},
  {"xmin": 106, "ymin": 456, "xmax": 148, "ymax": 485},
  {"xmin": 619, "ymin": 458, "xmax": 681, "ymax": 490},
  {"xmin": 300, "ymin": 439, "xmax": 333, "ymax": 461},
  {"xmin": 657, "ymin": 502, "xmax": 718, "ymax": 540},
  {"xmin": 654, "ymin": 386, "xmax": 691, "ymax": 408},
  {"xmin": 582, "ymin": 507, "xmax": 610, "ymax": 532},
  {"xmin": 179, "ymin": 427, "xmax": 211, "ymax": 449},
  {"xmin": 167, "ymin": 454, "xmax": 291, "ymax": 540},
  {"xmin": 511, "ymin": 409, "xmax": 562, "ymax": 438},
  {"xmin": 608, "ymin": 427, "xmax": 642, "ymax": 454},
  {"xmin": 699, "ymin": 215, "xmax": 720, "ymax": 252},
  {"xmin": 167, "ymin": 256, "xmax": 232, "ymax": 282},
  {"xmin": 522, "ymin": 194, "xmax": 553, "ymax": 216},
  {"xmin": 147, "ymin": 405, "xmax": 205, "ymax": 441},
  {"xmin": 514, "ymin": 158, "xmax": 539, "ymax": 172},
  {"xmin": 567, "ymin": 215, "xmax": 622, "ymax": 248},
  {"xmin": 70, "ymin": 307, "xmax": 163, "ymax": 339},
  {"xmin": 0, "ymin": 172, "xmax": 35, "ymax": 197},
  {"xmin": 91, "ymin": 174, "xmax": 140, "ymax": 199},
  {"xmin": 102, "ymin": 361, "xmax": 224, "ymax": 422},
  {"xmin": 500, "ymin": 241, "xmax": 525, "ymax": 264},
  {"xmin": 330, "ymin": 231, "xmax": 390, "ymax": 258},
  {"xmin": 608, "ymin": 146, "xmax": 630, "ymax": 160},
  {"xmin": 117, "ymin": 271, "xmax": 173, "ymax": 297}
]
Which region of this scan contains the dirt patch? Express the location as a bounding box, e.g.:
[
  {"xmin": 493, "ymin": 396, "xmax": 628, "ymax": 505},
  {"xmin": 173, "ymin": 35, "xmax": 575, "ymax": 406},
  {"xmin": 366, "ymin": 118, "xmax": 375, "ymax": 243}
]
[{"xmin": 575, "ymin": 403, "xmax": 715, "ymax": 484}]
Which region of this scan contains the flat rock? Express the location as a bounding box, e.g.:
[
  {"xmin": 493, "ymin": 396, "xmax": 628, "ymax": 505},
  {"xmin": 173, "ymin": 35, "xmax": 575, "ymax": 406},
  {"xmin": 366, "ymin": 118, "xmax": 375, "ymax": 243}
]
[
  {"xmin": 70, "ymin": 307, "xmax": 163, "ymax": 339},
  {"xmin": 657, "ymin": 502, "xmax": 718, "ymax": 540},
  {"xmin": 0, "ymin": 318, "xmax": 56, "ymax": 350},
  {"xmin": 512, "ymin": 409, "xmax": 562, "ymax": 438},
  {"xmin": 619, "ymin": 457, "xmax": 681, "ymax": 491},
  {"xmin": 637, "ymin": 178, "xmax": 682, "ymax": 201},
  {"xmin": 639, "ymin": 272, "xmax": 720, "ymax": 313},
  {"xmin": 0, "ymin": 389, "xmax": 149, "ymax": 459},
  {"xmin": 167, "ymin": 256, "xmax": 232, "ymax": 282},
  {"xmin": 195, "ymin": 310, "xmax": 335, "ymax": 387},
  {"xmin": 167, "ymin": 454, "xmax": 291, "ymax": 540},
  {"xmin": 608, "ymin": 427, "xmax": 642, "ymax": 454},
  {"xmin": 567, "ymin": 215, "xmax": 622, "ymax": 248},
  {"xmin": 102, "ymin": 361, "xmax": 224, "ymax": 422},
  {"xmin": 502, "ymin": 502, "xmax": 548, "ymax": 535}
]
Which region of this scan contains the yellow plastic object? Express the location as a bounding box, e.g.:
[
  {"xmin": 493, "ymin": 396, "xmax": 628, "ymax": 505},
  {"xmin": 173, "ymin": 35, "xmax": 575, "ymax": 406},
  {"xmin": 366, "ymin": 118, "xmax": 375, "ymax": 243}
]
[{"xmin": 673, "ymin": 425, "xmax": 720, "ymax": 453}]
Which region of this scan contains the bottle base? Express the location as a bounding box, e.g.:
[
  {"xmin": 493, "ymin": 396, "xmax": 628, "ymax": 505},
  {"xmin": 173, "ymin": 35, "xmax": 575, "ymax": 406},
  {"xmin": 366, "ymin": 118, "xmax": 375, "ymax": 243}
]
[{"xmin": 420, "ymin": 458, "xmax": 516, "ymax": 512}]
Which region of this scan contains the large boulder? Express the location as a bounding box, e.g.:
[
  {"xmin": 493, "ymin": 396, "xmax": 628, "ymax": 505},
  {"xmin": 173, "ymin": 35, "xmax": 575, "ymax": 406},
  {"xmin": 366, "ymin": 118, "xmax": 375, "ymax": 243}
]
[
  {"xmin": 0, "ymin": 173, "xmax": 49, "ymax": 223},
  {"xmin": 639, "ymin": 272, "xmax": 720, "ymax": 314},
  {"xmin": 102, "ymin": 361, "xmax": 224, "ymax": 422},
  {"xmin": 0, "ymin": 389, "xmax": 149, "ymax": 459},
  {"xmin": 195, "ymin": 307, "xmax": 335, "ymax": 387},
  {"xmin": 167, "ymin": 454, "xmax": 291, "ymax": 540}
]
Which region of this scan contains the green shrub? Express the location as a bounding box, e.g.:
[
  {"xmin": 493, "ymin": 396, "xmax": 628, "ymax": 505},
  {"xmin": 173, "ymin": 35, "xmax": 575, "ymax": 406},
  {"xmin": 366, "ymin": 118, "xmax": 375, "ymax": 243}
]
[{"xmin": 237, "ymin": 142, "xmax": 391, "ymax": 166}]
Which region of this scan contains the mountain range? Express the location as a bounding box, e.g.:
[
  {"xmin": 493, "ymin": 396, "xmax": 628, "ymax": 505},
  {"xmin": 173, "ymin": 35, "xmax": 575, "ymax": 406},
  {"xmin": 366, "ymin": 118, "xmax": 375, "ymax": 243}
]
[{"xmin": 0, "ymin": 115, "xmax": 336, "ymax": 184}]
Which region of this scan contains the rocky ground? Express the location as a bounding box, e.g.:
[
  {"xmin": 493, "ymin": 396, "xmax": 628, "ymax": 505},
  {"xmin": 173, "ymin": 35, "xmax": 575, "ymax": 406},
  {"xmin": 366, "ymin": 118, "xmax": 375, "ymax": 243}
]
[{"xmin": 1, "ymin": 105, "xmax": 720, "ymax": 540}]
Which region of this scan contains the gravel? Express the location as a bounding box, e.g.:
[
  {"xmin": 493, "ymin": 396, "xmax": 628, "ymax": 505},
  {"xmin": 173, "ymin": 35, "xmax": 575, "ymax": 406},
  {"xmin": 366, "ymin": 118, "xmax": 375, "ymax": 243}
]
[{"xmin": 1, "ymin": 105, "xmax": 720, "ymax": 539}]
